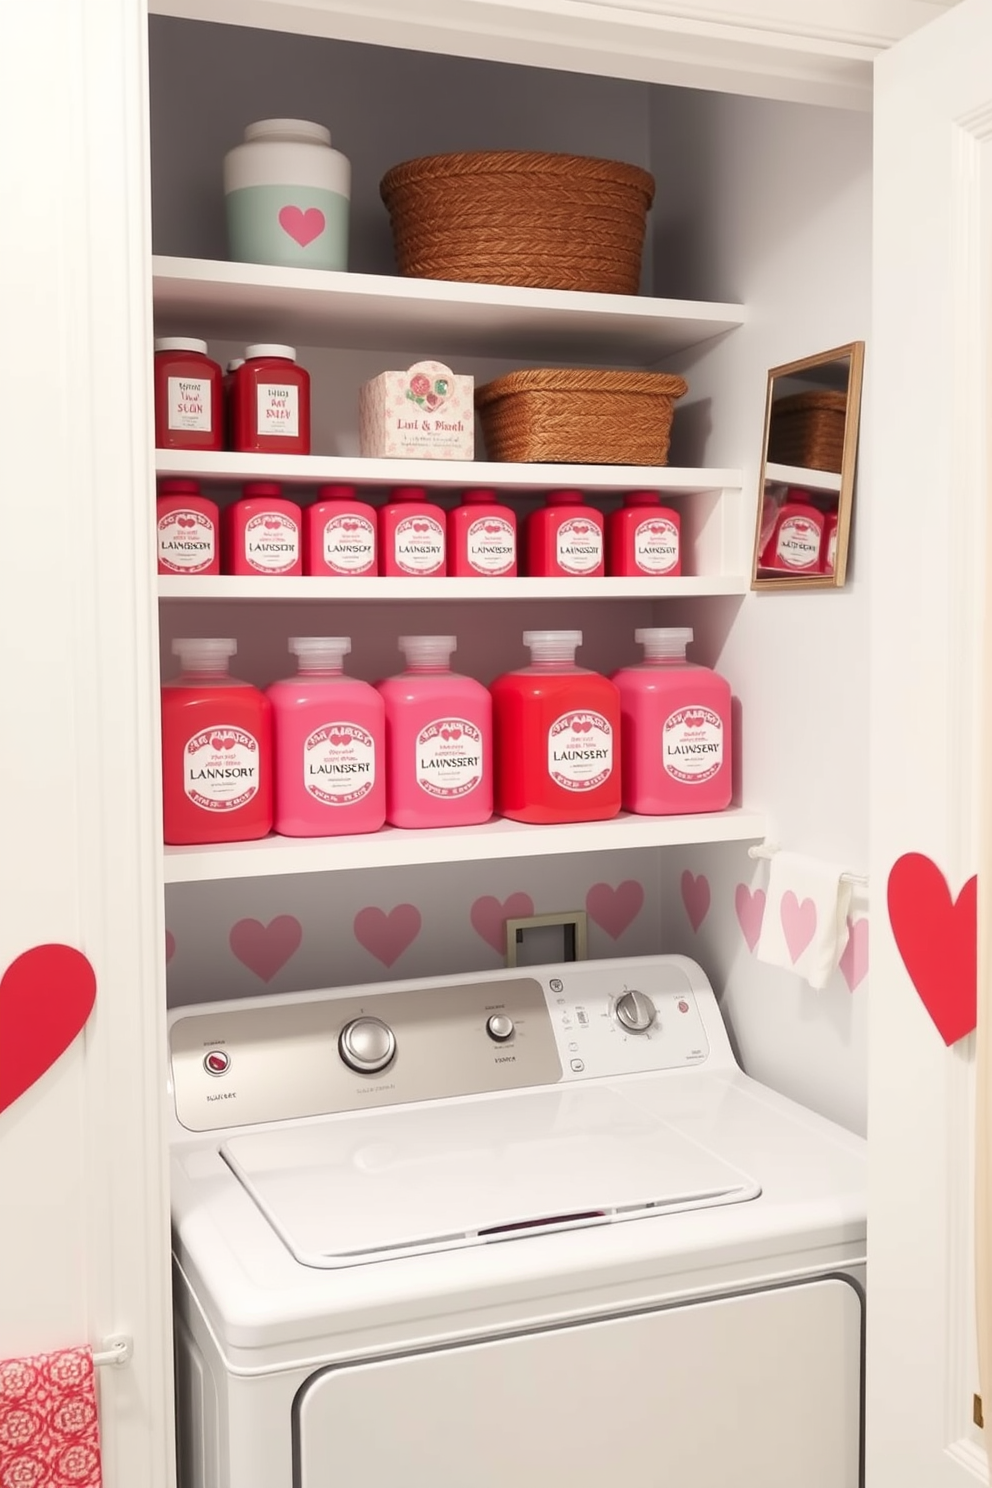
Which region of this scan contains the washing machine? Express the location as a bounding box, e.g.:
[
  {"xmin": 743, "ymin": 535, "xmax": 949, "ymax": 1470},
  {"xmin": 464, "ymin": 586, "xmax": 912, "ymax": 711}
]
[{"xmin": 169, "ymin": 954, "xmax": 866, "ymax": 1488}]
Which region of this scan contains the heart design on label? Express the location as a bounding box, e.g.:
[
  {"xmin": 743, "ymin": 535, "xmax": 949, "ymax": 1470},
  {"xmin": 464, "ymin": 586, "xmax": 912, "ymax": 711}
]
[
  {"xmin": 471, "ymin": 893, "xmax": 535, "ymax": 954},
  {"xmin": 685, "ymin": 716, "xmax": 706, "ymax": 729},
  {"xmin": 278, "ymin": 204, "xmax": 327, "ymax": 247},
  {"xmin": 572, "ymin": 720, "xmax": 592, "ymax": 734},
  {"xmin": 0, "ymin": 945, "xmax": 97, "ymax": 1115},
  {"xmin": 229, "ymin": 916, "xmax": 302, "ymax": 983},
  {"xmin": 781, "ymin": 891, "xmax": 817, "ymax": 963},
  {"xmin": 440, "ymin": 727, "xmax": 462, "ymax": 742},
  {"xmin": 342, "ymin": 521, "xmax": 359, "ymax": 531},
  {"xmin": 887, "ymin": 853, "xmax": 976, "ymax": 1044},
  {"xmin": 484, "ymin": 523, "xmax": 501, "ymax": 533},
  {"xmin": 412, "ymin": 521, "xmax": 429, "ymax": 533},
  {"xmin": 735, "ymin": 884, "xmax": 766, "ymax": 952},
  {"xmin": 177, "ymin": 516, "xmax": 196, "ymax": 528},
  {"xmin": 586, "ymin": 881, "xmax": 644, "ymax": 940},
  {"xmin": 328, "ymin": 734, "xmax": 349, "ymax": 747},
  {"xmin": 680, "ymin": 871, "xmax": 711, "ymax": 932},
  {"xmin": 264, "ymin": 519, "xmax": 282, "ymax": 531},
  {"xmin": 839, "ymin": 916, "xmax": 868, "ymax": 992},
  {"xmin": 354, "ymin": 904, "xmax": 422, "ymax": 967}
]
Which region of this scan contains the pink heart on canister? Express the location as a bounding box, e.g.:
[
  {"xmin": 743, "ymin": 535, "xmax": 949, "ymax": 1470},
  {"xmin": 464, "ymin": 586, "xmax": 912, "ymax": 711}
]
[
  {"xmin": 278, "ymin": 204, "xmax": 326, "ymax": 247},
  {"xmin": 229, "ymin": 916, "xmax": 302, "ymax": 982},
  {"xmin": 839, "ymin": 916, "xmax": 868, "ymax": 991},
  {"xmin": 735, "ymin": 884, "xmax": 766, "ymax": 952},
  {"xmin": 680, "ymin": 871, "xmax": 711, "ymax": 932},
  {"xmin": 781, "ymin": 891, "xmax": 817, "ymax": 963},
  {"xmin": 586, "ymin": 881, "xmax": 644, "ymax": 940},
  {"xmin": 354, "ymin": 904, "xmax": 421, "ymax": 967},
  {"xmin": 470, "ymin": 893, "xmax": 535, "ymax": 954}
]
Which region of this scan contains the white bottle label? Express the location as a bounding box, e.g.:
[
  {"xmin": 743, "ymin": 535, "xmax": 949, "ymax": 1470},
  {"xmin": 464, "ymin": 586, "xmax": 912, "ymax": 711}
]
[
  {"xmin": 395, "ymin": 515, "xmax": 445, "ymax": 575},
  {"xmin": 245, "ymin": 512, "xmax": 300, "ymax": 573},
  {"xmin": 304, "ymin": 723, "xmax": 376, "ymax": 805},
  {"xmin": 548, "ymin": 711, "xmax": 613, "ymax": 791},
  {"xmin": 167, "ymin": 376, "xmax": 212, "ymax": 432},
  {"xmin": 556, "ymin": 517, "xmax": 603, "ymax": 575},
  {"xmin": 257, "ymin": 382, "xmax": 300, "ymax": 437},
  {"xmin": 662, "ymin": 707, "xmax": 724, "ymax": 784},
  {"xmin": 322, "ymin": 514, "xmax": 375, "ymax": 574},
  {"xmin": 416, "ymin": 718, "xmax": 483, "ymax": 798},
  {"xmin": 184, "ymin": 726, "xmax": 260, "ymax": 812},
  {"xmin": 633, "ymin": 516, "xmax": 679, "ymax": 574},
  {"xmin": 775, "ymin": 515, "xmax": 820, "ymax": 569},
  {"xmin": 467, "ymin": 516, "xmax": 515, "ymax": 575},
  {"xmin": 158, "ymin": 509, "xmax": 215, "ymax": 573}
]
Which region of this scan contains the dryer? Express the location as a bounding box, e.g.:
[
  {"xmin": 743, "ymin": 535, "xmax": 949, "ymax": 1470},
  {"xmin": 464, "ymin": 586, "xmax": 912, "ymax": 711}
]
[{"xmin": 169, "ymin": 954, "xmax": 866, "ymax": 1488}]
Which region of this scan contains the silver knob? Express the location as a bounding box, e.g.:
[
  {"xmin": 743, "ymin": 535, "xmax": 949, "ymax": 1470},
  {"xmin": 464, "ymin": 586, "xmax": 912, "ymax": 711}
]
[
  {"xmin": 487, "ymin": 1013, "xmax": 515, "ymax": 1042},
  {"xmin": 615, "ymin": 990, "xmax": 656, "ymax": 1034},
  {"xmin": 339, "ymin": 1016, "xmax": 396, "ymax": 1073}
]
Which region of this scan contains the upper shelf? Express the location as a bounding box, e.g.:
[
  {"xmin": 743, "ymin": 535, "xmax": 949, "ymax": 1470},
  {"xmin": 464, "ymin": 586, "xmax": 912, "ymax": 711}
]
[
  {"xmin": 151, "ymin": 256, "xmax": 747, "ymax": 367},
  {"xmin": 764, "ymin": 461, "xmax": 842, "ymax": 495}
]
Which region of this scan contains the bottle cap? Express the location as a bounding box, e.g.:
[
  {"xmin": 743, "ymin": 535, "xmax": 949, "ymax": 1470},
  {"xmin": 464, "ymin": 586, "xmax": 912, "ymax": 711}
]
[
  {"xmin": 392, "ymin": 486, "xmax": 429, "ymax": 502},
  {"xmin": 523, "ymin": 630, "xmax": 582, "ymax": 663},
  {"xmin": 155, "ymin": 337, "xmax": 209, "ymax": 355},
  {"xmin": 399, "ymin": 635, "xmax": 456, "ymax": 669},
  {"xmin": 227, "ymin": 358, "xmax": 245, "ymax": 373},
  {"xmin": 624, "ymin": 490, "xmax": 662, "ymax": 507},
  {"xmin": 461, "ymin": 489, "xmax": 499, "ymax": 504},
  {"xmin": 244, "ymin": 119, "xmax": 332, "ymax": 148},
  {"xmin": 244, "ymin": 344, "xmax": 297, "ymax": 361},
  {"xmin": 290, "ymin": 637, "xmax": 351, "ymax": 669},
  {"xmin": 171, "ymin": 638, "xmax": 236, "ymax": 671},
  {"xmin": 317, "ymin": 484, "xmax": 359, "ymax": 501},
  {"xmin": 545, "ymin": 490, "xmax": 585, "ymax": 507},
  {"xmin": 635, "ymin": 627, "xmax": 693, "ymax": 660},
  {"xmin": 158, "ymin": 478, "xmax": 200, "ymax": 495},
  {"xmin": 242, "ymin": 481, "xmax": 283, "ymax": 498}
]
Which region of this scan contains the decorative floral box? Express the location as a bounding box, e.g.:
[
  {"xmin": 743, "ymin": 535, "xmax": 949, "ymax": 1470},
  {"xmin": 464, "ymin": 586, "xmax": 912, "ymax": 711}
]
[{"xmin": 359, "ymin": 359, "xmax": 474, "ymax": 460}]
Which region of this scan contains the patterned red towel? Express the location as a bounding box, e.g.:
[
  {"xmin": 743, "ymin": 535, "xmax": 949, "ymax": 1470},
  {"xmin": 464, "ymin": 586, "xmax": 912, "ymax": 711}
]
[{"xmin": 0, "ymin": 1346, "xmax": 102, "ymax": 1486}]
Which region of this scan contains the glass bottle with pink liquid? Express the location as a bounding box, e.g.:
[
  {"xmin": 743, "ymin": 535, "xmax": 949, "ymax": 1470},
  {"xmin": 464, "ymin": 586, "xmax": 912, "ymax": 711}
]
[
  {"xmin": 377, "ymin": 635, "xmax": 492, "ymax": 828},
  {"xmin": 267, "ymin": 637, "xmax": 385, "ymax": 837},
  {"xmin": 611, "ymin": 627, "xmax": 732, "ymax": 815}
]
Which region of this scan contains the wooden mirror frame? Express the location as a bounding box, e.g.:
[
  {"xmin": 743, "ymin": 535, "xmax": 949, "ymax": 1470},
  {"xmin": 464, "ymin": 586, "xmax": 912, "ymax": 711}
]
[{"xmin": 751, "ymin": 340, "xmax": 865, "ymax": 591}]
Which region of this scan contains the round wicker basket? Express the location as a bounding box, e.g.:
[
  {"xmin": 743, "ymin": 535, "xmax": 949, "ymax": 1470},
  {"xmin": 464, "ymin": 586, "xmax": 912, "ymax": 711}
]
[{"xmin": 380, "ymin": 151, "xmax": 656, "ymax": 294}]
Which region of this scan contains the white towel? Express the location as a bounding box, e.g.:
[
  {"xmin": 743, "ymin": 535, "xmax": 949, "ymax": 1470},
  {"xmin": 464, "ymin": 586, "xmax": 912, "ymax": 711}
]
[{"xmin": 756, "ymin": 851, "xmax": 852, "ymax": 990}]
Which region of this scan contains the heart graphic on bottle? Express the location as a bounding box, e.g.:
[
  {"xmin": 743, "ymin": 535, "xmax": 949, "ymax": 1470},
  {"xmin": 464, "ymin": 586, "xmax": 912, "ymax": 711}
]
[
  {"xmin": 649, "ymin": 524, "xmax": 666, "ymax": 534},
  {"xmin": 572, "ymin": 720, "xmax": 592, "ymax": 734},
  {"xmin": 793, "ymin": 521, "xmax": 812, "ymax": 532},
  {"xmin": 412, "ymin": 521, "xmax": 429, "ymax": 533},
  {"xmin": 264, "ymin": 518, "xmax": 282, "ymax": 531},
  {"xmin": 342, "ymin": 520, "xmax": 359, "ymax": 531},
  {"xmin": 277, "ymin": 204, "xmax": 326, "ymax": 247},
  {"xmin": 573, "ymin": 523, "xmax": 590, "ymax": 535},
  {"xmin": 440, "ymin": 726, "xmax": 462, "ymax": 741},
  {"xmin": 685, "ymin": 716, "xmax": 706, "ymax": 729},
  {"xmin": 211, "ymin": 734, "xmax": 236, "ymax": 751},
  {"xmin": 177, "ymin": 516, "xmax": 196, "ymax": 528}
]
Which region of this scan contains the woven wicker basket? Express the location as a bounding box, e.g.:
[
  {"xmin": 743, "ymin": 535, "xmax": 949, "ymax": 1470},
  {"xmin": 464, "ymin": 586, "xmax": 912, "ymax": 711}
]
[
  {"xmin": 475, "ymin": 368, "xmax": 688, "ymax": 466},
  {"xmin": 767, "ymin": 390, "xmax": 847, "ymax": 473},
  {"xmin": 380, "ymin": 151, "xmax": 656, "ymax": 294}
]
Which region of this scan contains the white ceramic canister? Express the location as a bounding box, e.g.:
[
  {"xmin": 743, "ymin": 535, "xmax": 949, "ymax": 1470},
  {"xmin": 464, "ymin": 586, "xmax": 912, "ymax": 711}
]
[{"xmin": 223, "ymin": 119, "xmax": 351, "ymax": 271}]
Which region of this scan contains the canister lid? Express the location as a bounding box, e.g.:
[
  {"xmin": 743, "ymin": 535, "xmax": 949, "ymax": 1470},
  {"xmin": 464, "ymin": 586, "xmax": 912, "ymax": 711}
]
[
  {"xmin": 245, "ymin": 344, "xmax": 297, "ymax": 362},
  {"xmin": 155, "ymin": 337, "xmax": 209, "ymax": 355},
  {"xmin": 244, "ymin": 119, "xmax": 332, "ymax": 148}
]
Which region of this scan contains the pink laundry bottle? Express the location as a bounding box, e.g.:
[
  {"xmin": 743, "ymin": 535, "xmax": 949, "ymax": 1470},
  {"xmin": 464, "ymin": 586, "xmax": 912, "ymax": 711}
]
[
  {"xmin": 525, "ymin": 491, "xmax": 605, "ymax": 578},
  {"xmin": 447, "ymin": 488, "xmax": 517, "ymax": 577},
  {"xmin": 156, "ymin": 478, "xmax": 220, "ymax": 576},
  {"xmin": 379, "ymin": 486, "xmax": 447, "ymax": 577},
  {"xmin": 490, "ymin": 630, "xmax": 621, "ymax": 824},
  {"xmin": 267, "ymin": 637, "xmax": 386, "ymax": 837},
  {"xmin": 304, "ymin": 484, "xmax": 378, "ymax": 576},
  {"xmin": 607, "ymin": 491, "xmax": 681, "ymax": 577},
  {"xmin": 612, "ymin": 627, "xmax": 732, "ymax": 815},
  {"xmin": 377, "ymin": 635, "xmax": 492, "ymax": 828},
  {"xmin": 224, "ymin": 481, "xmax": 303, "ymax": 576}
]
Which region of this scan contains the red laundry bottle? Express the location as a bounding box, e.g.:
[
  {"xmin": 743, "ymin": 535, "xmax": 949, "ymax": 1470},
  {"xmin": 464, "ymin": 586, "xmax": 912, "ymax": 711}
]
[
  {"xmin": 759, "ymin": 489, "xmax": 824, "ymax": 574},
  {"xmin": 233, "ymin": 344, "xmax": 312, "ymax": 455},
  {"xmin": 156, "ymin": 478, "xmax": 220, "ymax": 576},
  {"xmin": 304, "ymin": 484, "xmax": 378, "ymax": 576},
  {"xmin": 490, "ymin": 630, "xmax": 621, "ymax": 824},
  {"xmin": 161, "ymin": 638, "xmax": 273, "ymax": 845},
  {"xmin": 153, "ymin": 337, "xmax": 224, "ymax": 452},
  {"xmin": 525, "ymin": 491, "xmax": 605, "ymax": 578},
  {"xmin": 379, "ymin": 486, "xmax": 447, "ymax": 577},
  {"xmin": 224, "ymin": 482, "xmax": 303, "ymax": 576},
  {"xmin": 447, "ymin": 488, "xmax": 517, "ymax": 577},
  {"xmin": 607, "ymin": 491, "xmax": 681, "ymax": 577}
]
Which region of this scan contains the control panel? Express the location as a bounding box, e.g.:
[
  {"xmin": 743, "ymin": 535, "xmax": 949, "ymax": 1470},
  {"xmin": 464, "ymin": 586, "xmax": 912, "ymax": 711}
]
[{"xmin": 169, "ymin": 955, "xmax": 727, "ymax": 1133}]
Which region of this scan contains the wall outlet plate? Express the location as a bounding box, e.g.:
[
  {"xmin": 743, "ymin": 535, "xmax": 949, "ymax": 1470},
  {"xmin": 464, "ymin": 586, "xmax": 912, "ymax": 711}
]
[{"xmin": 504, "ymin": 911, "xmax": 588, "ymax": 968}]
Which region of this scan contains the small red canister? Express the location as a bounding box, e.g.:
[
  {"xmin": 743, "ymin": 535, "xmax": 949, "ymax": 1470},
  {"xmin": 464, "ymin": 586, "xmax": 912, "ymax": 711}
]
[
  {"xmin": 233, "ymin": 344, "xmax": 311, "ymax": 455},
  {"xmin": 525, "ymin": 491, "xmax": 605, "ymax": 578},
  {"xmin": 607, "ymin": 491, "xmax": 681, "ymax": 577},
  {"xmin": 304, "ymin": 484, "xmax": 378, "ymax": 576},
  {"xmin": 153, "ymin": 338, "xmax": 223, "ymax": 451},
  {"xmin": 447, "ymin": 489, "xmax": 517, "ymax": 577},
  {"xmin": 379, "ymin": 486, "xmax": 447, "ymax": 577},
  {"xmin": 156, "ymin": 478, "xmax": 220, "ymax": 576},
  {"xmin": 759, "ymin": 490, "xmax": 824, "ymax": 574},
  {"xmin": 224, "ymin": 481, "xmax": 303, "ymax": 577}
]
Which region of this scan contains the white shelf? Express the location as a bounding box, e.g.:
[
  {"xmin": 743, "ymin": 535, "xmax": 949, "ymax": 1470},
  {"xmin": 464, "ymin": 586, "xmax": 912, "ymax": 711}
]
[
  {"xmin": 154, "ymin": 450, "xmax": 740, "ymax": 495},
  {"xmin": 163, "ymin": 808, "xmax": 766, "ymax": 883},
  {"xmin": 158, "ymin": 575, "xmax": 749, "ymax": 601},
  {"xmin": 152, "ymin": 255, "xmax": 746, "ymax": 366},
  {"xmin": 764, "ymin": 461, "xmax": 842, "ymax": 494}
]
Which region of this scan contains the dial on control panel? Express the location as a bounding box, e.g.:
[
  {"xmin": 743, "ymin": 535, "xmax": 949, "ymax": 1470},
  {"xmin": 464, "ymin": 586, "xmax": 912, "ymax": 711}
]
[
  {"xmin": 339, "ymin": 1016, "xmax": 396, "ymax": 1073},
  {"xmin": 614, "ymin": 989, "xmax": 657, "ymax": 1034},
  {"xmin": 486, "ymin": 1013, "xmax": 514, "ymax": 1042}
]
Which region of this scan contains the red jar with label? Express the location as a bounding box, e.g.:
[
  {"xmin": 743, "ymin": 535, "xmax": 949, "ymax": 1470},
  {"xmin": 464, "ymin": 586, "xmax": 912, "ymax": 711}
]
[
  {"xmin": 153, "ymin": 338, "xmax": 224, "ymax": 451},
  {"xmin": 156, "ymin": 478, "xmax": 220, "ymax": 576},
  {"xmin": 304, "ymin": 484, "xmax": 378, "ymax": 576},
  {"xmin": 525, "ymin": 491, "xmax": 605, "ymax": 578},
  {"xmin": 759, "ymin": 490, "xmax": 824, "ymax": 574},
  {"xmin": 607, "ymin": 491, "xmax": 681, "ymax": 577},
  {"xmin": 447, "ymin": 489, "xmax": 517, "ymax": 577},
  {"xmin": 233, "ymin": 344, "xmax": 311, "ymax": 455},
  {"xmin": 379, "ymin": 486, "xmax": 446, "ymax": 577},
  {"xmin": 224, "ymin": 481, "xmax": 303, "ymax": 577}
]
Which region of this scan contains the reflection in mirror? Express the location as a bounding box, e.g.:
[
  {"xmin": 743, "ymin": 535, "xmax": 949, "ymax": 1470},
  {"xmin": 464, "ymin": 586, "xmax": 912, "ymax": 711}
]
[{"xmin": 752, "ymin": 341, "xmax": 865, "ymax": 591}]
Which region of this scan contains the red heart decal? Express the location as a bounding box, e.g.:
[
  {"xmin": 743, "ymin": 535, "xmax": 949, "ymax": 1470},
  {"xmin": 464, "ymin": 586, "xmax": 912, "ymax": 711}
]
[
  {"xmin": 177, "ymin": 516, "xmax": 195, "ymax": 528},
  {"xmin": 413, "ymin": 521, "xmax": 429, "ymax": 533},
  {"xmin": 342, "ymin": 520, "xmax": 359, "ymax": 531},
  {"xmin": 839, "ymin": 916, "xmax": 868, "ymax": 992},
  {"xmin": 586, "ymin": 881, "xmax": 644, "ymax": 940},
  {"xmin": 278, "ymin": 204, "xmax": 326, "ymax": 247},
  {"xmin": 685, "ymin": 716, "xmax": 705, "ymax": 729},
  {"xmin": 887, "ymin": 853, "xmax": 977, "ymax": 1045},
  {"xmin": 328, "ymin": 734, "xmax": 349, "ymax": 747},
  {"xmin": 735, "ymin": 884, "xmax": 766, "ymax": 952},
  {"xmin": 165, "ymin": 930, "xmax": 176, "ymax": 964},
  {"xmin": 230, "ymin": 916, "xmax": 302, "ymax": 983},
  {"xmin": 264, "ymin": 518, "xmax": 281, "ymax": 530},
  {"xmin": 471, "ymin": 893, "xmax": 535, "ymax": 954},
  {"xmin": 649, "ymin": 524, "xmax": 665, "ymax": 534},
  {"xmin": 354, "ymin": 904, "xmax": 421, "ymax": 967},
  {"xmin": 0, "ymin": 945, "xmax": 96, "ymax": 1114},
  {"xmin": 680, "ymin": 870, "xmax": 710, "ymax": 932},
  {"xmin": 484, "ymin": 523, "xmax": 500, "ymax": 533}
]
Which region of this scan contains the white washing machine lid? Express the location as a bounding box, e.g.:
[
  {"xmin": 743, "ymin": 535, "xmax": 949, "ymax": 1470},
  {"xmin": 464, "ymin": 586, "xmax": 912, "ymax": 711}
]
[{"xmin": 220, "ymin": 1082, "xmax": 761, "ymax": 1267}]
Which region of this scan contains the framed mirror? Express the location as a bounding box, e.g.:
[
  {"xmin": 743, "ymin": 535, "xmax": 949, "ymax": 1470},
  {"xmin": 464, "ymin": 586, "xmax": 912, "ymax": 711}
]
[{"xmin": 751, "ymin": 340, "xmax": 865, "ymax": 591}]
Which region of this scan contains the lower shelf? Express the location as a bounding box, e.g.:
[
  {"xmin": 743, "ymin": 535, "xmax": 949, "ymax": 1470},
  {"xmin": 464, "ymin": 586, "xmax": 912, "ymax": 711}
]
[{"xmin": 162, "ymin": 808, "xmax": 767, "ymax": 883}]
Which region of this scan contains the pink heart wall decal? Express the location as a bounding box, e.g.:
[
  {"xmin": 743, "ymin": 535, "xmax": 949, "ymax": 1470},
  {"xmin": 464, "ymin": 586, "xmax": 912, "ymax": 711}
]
[
  {"xmin": 229, "ymin": 916, "xmax": 302, "ymax": 982},
  {"xmin": 839, "ymin": 916, "xmax": 868, "ymax": 992},
  {"xmin": 278, "ymin": 205, "xmax": 326, "ymax": 247},
  {"xmin": 586, "ymin": 881, "xmax": 644, "ymax": 940},
  {"xmin": 0, "ymin": 945, "xmax": 97, "ymax": 1115},
  {"xmin": 354, "ymin": 904, "xmax": 422, "ymax": 967},
  {"xmin": 165, "ymin": 930, "xmax": 176, "ymax": 964},
  {"xmin": 680, "ymin": 871, "xmax": 710, "ymax": 932},
  {"xmin": 781, "ymin": 891, "xmax": 817, "ymax": 963},
  {"xmin": 735, "ymin": 884, "xmax": 766, "ymax": 952},
  {"xmin": 471, "ymin": 893, "xmax": 535, "ymax": 954},
  {"xmin": 887, "ymin": 853, "xmax": 976, "ymax": 1045}
]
